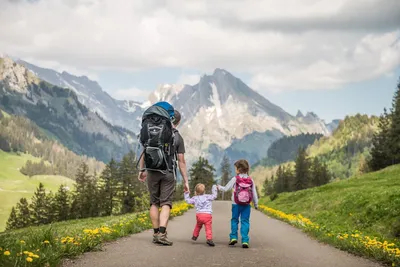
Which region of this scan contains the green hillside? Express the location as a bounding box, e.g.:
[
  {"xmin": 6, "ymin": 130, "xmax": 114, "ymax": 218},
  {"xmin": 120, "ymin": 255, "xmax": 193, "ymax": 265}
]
[
  {"xmin": 259, "ymin": 164, "xmax": 400, "ymax": 241},
  {"xmin": 308, "ymin": 114, "xmax": 379, "ymax": 179},
  {"xmin": 251, "ymin": 114, "xmax": 378, "ymax": 186},
  {"xmin": 0, "ymin": 150, "xmax": 74, "ymax": 231}
]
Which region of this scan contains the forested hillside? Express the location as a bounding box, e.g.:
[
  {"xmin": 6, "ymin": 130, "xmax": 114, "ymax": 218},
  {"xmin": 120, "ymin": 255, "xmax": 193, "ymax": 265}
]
[
  {"xmin": 255, "ymin": 133, "xmax": 323, "ymax": 167},
  {"xmin": 0, "ymin": 57, "xmax": 136, "ymax": 163},
  {"xmin": 308, "ymin": 114, "xmax": 378, "ymax": 179},
  {"xmin": 251, "ymin": 114, "xmax": 379, "ymax": 186},
  {"xmin": 0, "ymin": 109, "xmax": 104, "ymax": 178}
]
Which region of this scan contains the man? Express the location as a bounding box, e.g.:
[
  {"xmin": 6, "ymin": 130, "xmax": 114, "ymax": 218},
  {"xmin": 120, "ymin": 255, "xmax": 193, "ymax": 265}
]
[{"xmin": 138, "ymin": 109, "xmax": 189, "ymax": 246}]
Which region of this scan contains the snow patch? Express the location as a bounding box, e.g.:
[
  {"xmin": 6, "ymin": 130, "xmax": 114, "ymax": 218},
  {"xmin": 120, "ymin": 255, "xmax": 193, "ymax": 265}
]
[
  {"xmin": 140, "ymin": 101, "xmax": 151, "ymax": 109},
  {"xmin": 209, "ymin": 82, "xmax": 222, "ymax": 118}
]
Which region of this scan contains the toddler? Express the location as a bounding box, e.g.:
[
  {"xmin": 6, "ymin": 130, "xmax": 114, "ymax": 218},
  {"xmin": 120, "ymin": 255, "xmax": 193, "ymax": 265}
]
[{"xmin": 184, "ymin": 183, "xmax": 218, "ymax": 246}]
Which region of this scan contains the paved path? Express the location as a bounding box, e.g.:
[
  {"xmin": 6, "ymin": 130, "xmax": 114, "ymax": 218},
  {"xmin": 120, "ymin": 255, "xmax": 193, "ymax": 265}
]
[{"xmin": 63, "ymin": 201, "xmax": 382, "ymax": 267}]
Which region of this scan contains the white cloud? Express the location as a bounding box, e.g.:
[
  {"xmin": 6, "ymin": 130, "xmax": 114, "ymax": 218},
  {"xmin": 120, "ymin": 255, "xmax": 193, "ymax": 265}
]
[
  {"xmin": 176, "ymin": 73, "xmax": 201, "ymax": 85},
  {"xmin": 111, "ymin": 87, "xmax": 149, "ymax": 101},
  {"xmin": 0, "ymin": 0, "xmax": 399, "ymax": 92}
]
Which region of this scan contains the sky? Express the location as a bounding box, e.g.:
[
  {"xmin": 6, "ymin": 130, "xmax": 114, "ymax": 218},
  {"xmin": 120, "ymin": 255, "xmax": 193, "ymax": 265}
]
[{"xmin": 0, "ymin": 0, "xmax": 400, "ymax": 122}]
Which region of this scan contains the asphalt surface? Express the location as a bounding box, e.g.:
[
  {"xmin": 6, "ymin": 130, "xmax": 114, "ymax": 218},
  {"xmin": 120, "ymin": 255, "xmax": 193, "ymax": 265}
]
[{"xmin": 63, "ymin": 201, "xmax": 383, "ymax": 267}]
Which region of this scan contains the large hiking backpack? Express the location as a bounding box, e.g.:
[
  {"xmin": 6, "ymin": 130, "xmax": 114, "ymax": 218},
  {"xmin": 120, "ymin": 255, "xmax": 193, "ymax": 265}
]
[
  {"xmin": 138, "ymin": 101, "xmax": 176, "ymax": 173},
  {"xmin": 234, "ymin": 176, "xmax": 254, "ymax": 205}
]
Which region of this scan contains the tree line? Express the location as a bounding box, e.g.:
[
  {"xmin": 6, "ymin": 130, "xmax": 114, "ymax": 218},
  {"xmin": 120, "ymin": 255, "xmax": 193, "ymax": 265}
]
[
  {"xmin": 6, "ymin": 151, "xmax": 148, "ymax": 230},
  {"xmin": 368, "ymin": 79, "xmax": 400, "ymax": 171},
  {"xmin": 0, "ymin": 110, "xmax": 104, "ymax": 178},
  {"xmin": 7, "ymin": 151, "xmax": 234, "ymax": 231},
  {"xmin": 263, "ymin": 147, "xmax": 331, "ymax": 197},
  {"xmin": 265, "ymin": 133, "xmax": 323, "ymax": 166}
]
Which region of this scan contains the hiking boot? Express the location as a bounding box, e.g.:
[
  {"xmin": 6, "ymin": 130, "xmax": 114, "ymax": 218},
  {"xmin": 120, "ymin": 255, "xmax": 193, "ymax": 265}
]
[
  {"xmin": 192, "ymin": 236, "xmax": 197, "ymax": 241},
  {"xmin": 229, "ymin": 239, "xmax": 237, "ymax": 246},
  {"xmin": 242, "ymin": 242, "xmax": 249, "ymax": 249},
  {"xmin": 158, "ymin": 232, "xmax": 173, "ymax": 246},
  {"xmin": 207, "ymin": 240, "xmax": 215, "ymax": 247},
  {"xmin": 153, "ymin": 233, "xmax": 161, "ymax": 243}
]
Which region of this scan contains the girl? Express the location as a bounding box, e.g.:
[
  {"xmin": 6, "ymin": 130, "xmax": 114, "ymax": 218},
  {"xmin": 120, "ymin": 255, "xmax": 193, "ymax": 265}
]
[
  {"xmin": 217, "ymin": 159, "xmax": 258, "ymax": 248},
  {"xmin": 184, "ymin": 183, "xmax": 218, "ymax": 246}
]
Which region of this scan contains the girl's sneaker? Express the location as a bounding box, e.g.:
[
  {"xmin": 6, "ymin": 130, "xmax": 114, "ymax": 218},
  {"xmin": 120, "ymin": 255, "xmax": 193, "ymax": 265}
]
[
  {"xmin": 192, "ymin": 236, "xmax": 197, "ymax": 241},
  {"xmin": 207, "ymin": 240, "xmax": 215, "ymax": 246},
  {"xmin": 242, "ymin": 243, "xmax": 249, "ymax": 248},
  {"xmin": 228, "ymin": 239, "xmax": 237, "ymax": 246}
]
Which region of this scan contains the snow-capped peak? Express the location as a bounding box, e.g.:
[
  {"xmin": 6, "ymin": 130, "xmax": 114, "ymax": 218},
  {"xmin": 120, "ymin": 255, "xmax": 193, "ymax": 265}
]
[{"xmin": 148, "ymin": 83, "xmax": 185, "ymax": 104}]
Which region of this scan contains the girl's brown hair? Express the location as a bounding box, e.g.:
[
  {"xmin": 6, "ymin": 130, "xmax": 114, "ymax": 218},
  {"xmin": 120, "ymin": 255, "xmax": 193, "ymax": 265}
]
[{"xmin": 234, "ymin": 159, "xmax": 250, "ymax": 174}]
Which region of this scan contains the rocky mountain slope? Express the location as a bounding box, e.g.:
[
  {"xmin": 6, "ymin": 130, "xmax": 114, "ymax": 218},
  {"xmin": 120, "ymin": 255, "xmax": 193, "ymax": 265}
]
[
  {"xmin": 152, "ymin": 69, "xmax": 334, "ymax": 166},
  {"xmin": 18, "ymin": 59, "xmax": 338, "ymax": 167},
  {"xmin": 0, "ymin": 57, "xmax": 136, "ymax": 163},
  {"xmin": 17, "ymin": 60, "xmax": 144, "ymax": 133}
]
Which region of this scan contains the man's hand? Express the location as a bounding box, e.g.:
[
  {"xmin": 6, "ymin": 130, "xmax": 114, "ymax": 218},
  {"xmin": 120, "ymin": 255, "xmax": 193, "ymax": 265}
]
[
  {"xmin": 184, "ymin": 181, "xmax": 190, "ymax": 194},
  {"xmin": 138, "ymin": 171, "xmax": 147, "ymax": 182}
]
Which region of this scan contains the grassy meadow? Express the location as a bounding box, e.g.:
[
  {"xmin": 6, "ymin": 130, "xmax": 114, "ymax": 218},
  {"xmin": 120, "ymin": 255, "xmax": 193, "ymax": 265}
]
[
  {"xmin": 259, "ymin": 164, "xmax": 400, "ymax": 265},
  {"xmin": 0, "ymin": 150, "xmax": 74, "ymax": 231}
]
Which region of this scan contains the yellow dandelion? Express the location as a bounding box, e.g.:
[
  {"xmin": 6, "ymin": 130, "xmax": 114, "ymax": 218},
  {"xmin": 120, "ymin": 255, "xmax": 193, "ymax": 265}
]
[
  {"xmin": 20, "ymin": 240, "xmax": 25, "ymax": 244},
  {"xmin": 26, "ymin": 257, "xmax": 33, "ymax": 262},
  {"xmin": 43, "ymin": 240, "xmax": 50, "ymax": 244},
  {"xmin": 4, "ymin": 251, "xmax": 11, "ymax": 256}
]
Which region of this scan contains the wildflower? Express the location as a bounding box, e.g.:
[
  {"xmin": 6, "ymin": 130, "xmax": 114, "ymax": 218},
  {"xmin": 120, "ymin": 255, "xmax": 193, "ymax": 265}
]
[
  {"xmin": 43, "ymin": 240, "xmax": 50, "ymax": 244},
  {"xmin": 26, "ymin": 257, "xmax": 33, "ymax": 262},
  {"xmin": 20, "ymin": 240, "xmax": 26, "ymax": 244},
  {"xmin": 4, "ymin": 251, "xmax": 11, "ymax": 256}
]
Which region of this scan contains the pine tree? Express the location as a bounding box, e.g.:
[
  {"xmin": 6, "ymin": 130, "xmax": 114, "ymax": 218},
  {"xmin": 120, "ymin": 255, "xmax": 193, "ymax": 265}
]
[
  {"xmin": 282, "ymin": 165, "xmax": 293, "ymax": 192},
  {"xmin": 262, "ymin": 176, "xmax": 269, "ymax": 196},
  {"xmin": 266, "ymin": 174, "xmax": 275, "ymax": 195},
  {"xmin": 46, "ymin": 191, "xmax": 56, "ymax": 223},
  {"xmin": 54, "ymin": 185, "xmax": 70, "ymax": 221},
  {"xmin": 98, "ymin": 158, "xmax": 119, "ymax": 216},
  {"xmin": 73, "ymin": 162, "xmax": 92, "ymax": 218},
  {"xmin": 6, "ymin": 207, "xmax": 18, "ymax": 230},
  {"xmin": 220, "ymin": 155, "xmax": 231, "ymax": 200},
  {"xmin": 293, "ymin": 147, "xmax": 310, "ymax": 191},
  {"xmin": 319, "ymin": 161, "xmax": 331, "ymax": 186},
  {"xmin": 30, "ymin": 183, "xmax": 49, "ymax": 225},
  {"xmin": 389, "ymin": 80, "xmax": 400, "ymax": 165},
  {"xmin": 309, "ymin": 157, "xmax": 321, "ymax": 188},
  {"xmin": 118, "ymin": 152, "xmax": 140, "ymax": 214},
  {"xmin": 16, "ymin": 198, "xmax": 31, "ymax": 228},
  {"xmin": 274, "ymin": 165, "xmax": 284, "ymax": 193},
  {"xmin": 86, "ymin": 174, "xmax": 100, "ymax": 217},
  {"xmin": 189, "ymin": 157, "xmax": 216, "ymax": 193},
  {"xmin": 369, "ymin": 108, "xmax": 392, "ymax": 171}
]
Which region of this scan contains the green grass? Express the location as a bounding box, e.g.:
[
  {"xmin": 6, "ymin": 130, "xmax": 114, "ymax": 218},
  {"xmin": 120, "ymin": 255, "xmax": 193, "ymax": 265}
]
[
  {"xmin": 259, "ymin": 164, "xmax": 400, "ymax": 265},
  {"xmin": 0, "ymin": 150, "xmax": 74, "ymax": 231},
  {"xmin": 0, "ymin": 202, "xmax": 192, "ymax": 267},
  {"xmin": 260, "ymin": 164, "xmax": 400, "ymax": 239}
]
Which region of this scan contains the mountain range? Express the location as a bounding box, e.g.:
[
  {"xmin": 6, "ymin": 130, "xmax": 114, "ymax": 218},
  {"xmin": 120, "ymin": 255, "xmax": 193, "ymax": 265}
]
[
  {"xmin": 0, "ymin": 57, "xmax": 135, "ymax": 163},
  {"xmin": 2, "ymin": 56, "xmax": 339, "ymax": 167}
]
